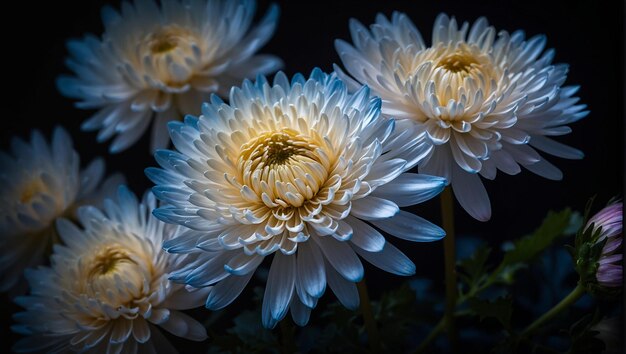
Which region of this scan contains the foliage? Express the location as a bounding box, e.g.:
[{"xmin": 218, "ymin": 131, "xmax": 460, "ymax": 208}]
[
  {"xmin": 458, "ymin": 209, "xmax": 577, "ymax": 302},
  {"xmin": 204, "ymin": 207, "xmax": 623, "ymax": 354},
  {"xmin": 566, "ymin": 311, "xmax": 605, "ymax": 354},
  {"xmin": 468, "ymin": 296, "xmax": 513, "ymax": 330}
]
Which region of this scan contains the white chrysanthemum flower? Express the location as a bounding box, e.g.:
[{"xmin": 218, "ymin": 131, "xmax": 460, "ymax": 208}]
[
  {"xmin": 58, "ymin": 0, "xmax": 282, "ymax": 153},
  {"xmin": 334, "ymin": 13, "xmax": 588, "ymax": 221},
  {"xmin": 12, "ymin": 186, "xmax": 209, "ymax": 353},
  {"xmin": 146, "ymin": 69, "xmax": 446, "ymax": 328},
  {"xmin": 0, "ymin": 127, "xmax": 122, "ymax": 294}
]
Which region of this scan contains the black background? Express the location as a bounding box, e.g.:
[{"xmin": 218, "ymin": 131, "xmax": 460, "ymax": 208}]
[{"xmin": 1, "ymin": 0, "xmax": 623, "ymax": 352}]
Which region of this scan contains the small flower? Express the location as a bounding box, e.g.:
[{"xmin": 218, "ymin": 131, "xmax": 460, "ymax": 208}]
[
  {"xmin": 12, "ymin": 186, "xmax": 208, "ymax": 353},
  {"xmin": 0, "ymin": 127, "xmax": 122, "ymax": 294},
  {"xmin": 58, "ymin": 0, "xmax": 282, "ymax": 153},
  {"xmin": 585, "ymin": 202, "xmax": 622, "ymax": 288},
  {"xmin": 334, "ymin": 13, "xmax": 588, "ymax": 221},
  {"xmin": 147, "ymin": 69, "xmax": 446, "ymax": 328}
]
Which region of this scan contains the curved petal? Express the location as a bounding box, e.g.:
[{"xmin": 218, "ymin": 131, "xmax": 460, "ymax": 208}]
[
  {"xmin": 371, "ymin": 210, "xmax": 445, "ymax": 242},
  {"xmin": 205, "ymin": 272, "xmax": 254, "ymax": 310},
  {"xmin": 261, "ymin": 252, "xmax": 296, "ymax": 328},
  {"xmin": 371, "ymin": 173, "xmax": 446, "ymax": 207},
  {"xmin": 350, "ymin": 196, "xmax": 399, "ymax": 220},
  {"xmin": 296, "ymin": 241, "xmax": 326, "ymax": 298},
  {"xmin": 325, "ymin": 260, "xmax": 359, "ymax": 310},
  {"xmin": 289, "ymin": 297, "xmax": 313, "ymax": 327},
  {"xmin": 346, "ymin": 216, "xmax": 386, "ymax": 252},
  {"xmin": 313, "ymin": 235, "xmax": 364, "ymax": 282},
  {"xmin": 451, "ymin": 166, "xmax": 491, "ymax": 222},
  {"xmin": 159, "ymin": 311, "xmax": 207, "ymax": 342},
  {"xmin": 351, "ymin": 242, "xmax": 416, "ymax": 276}
]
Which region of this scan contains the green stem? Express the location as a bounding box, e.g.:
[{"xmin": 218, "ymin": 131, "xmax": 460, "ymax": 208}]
[
  {"xmin": 414, "ymin": 310, "xmax": 473, "ymax": 353},
  {"xmin": 357, "ymin": 278, "xmax": 383, "ymax": 353},
  {"xmin": 416, "ymin": 250, "xmax": 502, "ymax": 352},
  {"xmin": 415, "ymin": 318, "xmax": 445, "ymax": 354},
  {"xmin": 440, "ymin": 187, "xmax": 458, "ymax": 350},
  {"xmin": 458, "ymin": 267, "xmax": 502, "ymax": 304},
  {"xmin": 522, "ymin": 283, "xmax": 586, "ymax": 336}
]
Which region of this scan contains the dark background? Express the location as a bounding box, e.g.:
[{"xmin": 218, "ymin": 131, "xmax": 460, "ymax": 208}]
[{"xmin": 1, "ymin": 0, "xmax": 623, "ymax": 352}]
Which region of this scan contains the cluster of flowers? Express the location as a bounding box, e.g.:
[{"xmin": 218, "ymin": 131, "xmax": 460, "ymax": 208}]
[{"xmin": 0, "ymin": 0, "xmax": 616, "ymax": 353}]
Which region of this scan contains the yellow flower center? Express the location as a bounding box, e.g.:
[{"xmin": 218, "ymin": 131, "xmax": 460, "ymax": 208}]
[
  {"xmin": 147, "ymin": 26, "xmax": 191, "ymax": 55},
  {"xmin": 20, "ymin": 179, "xmax": 46, "ymax": 203},
  {"xmin": 136, "ymin": 25, "xmax": 203, "ymax": 87},
  {"xmin": 237, "ymin": 129, "xmax": 331, "ymax": 208},
  {"xmin": 240, "ymin": 129, "xmax": 319, "ymax": 167},
  {"xmin": 82, "ymin": 243, "xmax": 149, "ymax": 305},
  {"xmin": 405, "ymin": 43, "xmax": 502, "ymax": 127},
  {"xmin": 88, "ymin": 246, "xmax": 135, "ymax": 279},
  {"xmin": 437, "ymin": 52, "xmax": 479, "ymax": 73}
]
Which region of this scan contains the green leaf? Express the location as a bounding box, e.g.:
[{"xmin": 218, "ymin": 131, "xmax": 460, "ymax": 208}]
[
  {"xmin": 566, "ymin": 310, "xmax": 606, "ymax": 354},
  {"xmin": 312, "ymin": 282, "xmax": 422, "ymax": 353},
  {"xmin": 374, "ymin": 283, "xmax": 420, "ymax": 352},
  {"xmin": 500, "ymin": 209, "xmax": 572, "ymax": 268},
  {"xmin": 458, "ymin": 246, "xmax": 492, "ymax": 288},
  {"xmin": 468, "ymin": 296, "xmax": 513, "ymax": 330}
]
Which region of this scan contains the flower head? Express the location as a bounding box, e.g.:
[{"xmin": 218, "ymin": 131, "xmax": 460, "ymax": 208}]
[
  {"xmin": 0, "ymin": 127, "xmax": 121, "ymax": 293},
  {"xmin": 147, "ymin": 69, "xmax": 446, "ymax": 328},
  {"xmin": 12, "ymin": 186, "xmax": 208, "ymax": 353},
  {"xmin": 585, "ymin": 202, "xmax": 622, "ymax": 288},
  {"xmin": 335, "ymin": 13, "xmax": 588, "ymax": 221},
  {"xmin": 58, "ymin": 0, "xmax": 282, "ymax": 153}
]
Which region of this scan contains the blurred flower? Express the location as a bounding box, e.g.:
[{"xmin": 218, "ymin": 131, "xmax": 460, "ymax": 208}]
[
  {"xmin": 335, "ymin": 13, "xmax": 588, "ymax": 221},
  {"xmin": 58, "ymin": 0, "xmax": 282, "ymax": 153},
  {"xmin": 147, "ymin": 69, "xmax": 446, "ymax": 328},
  {"xmin": 585, "ymin": 202, "xmax": 622, "ymax": 288},
  {"xmin": 0, "ymin": 127, "xmax": 122, "ymax": 294},
  {"xmin": 12, "ymin": 186, "xmax": 208, "ymax": 353}
]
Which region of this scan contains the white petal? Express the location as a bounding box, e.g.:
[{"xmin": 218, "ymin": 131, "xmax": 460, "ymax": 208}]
[
  {"xmin": 290, "ymin": 296, "xmax": 312, "ymax": 326},
  {"xmin": 419, "ymin": 145, "xmax": 452, "ymax": 181},
  {"xmin": 451, "ymin": 167, "xmax": 491, "ymax": 221},
  {"xmin": 523, "ymin": 158, "xmax": 563, "ymax": 180},
  {"xmin": 205, "ymin": 272, "xmax": 254, "ymax": 310},
  {"xmin": 55, "ymin": 218, "xmax": 87, "ymax": 250},
  {"xmin": 371, "ymin": 173, "xmax": 446, "ymax": 207},
  {"xmin": 178, "ymin": 252, "xmax": 230, "ymax": 287},
  {"xmin": 352, "ymin": 241, "xmax": 415, "ymax": 276},
  {"xmin": 366, "ymin": 158, "xmax": 407, "ymax": 187},
  {"xmin": 132, "ymin": 317, "xmax": 151, "ymax": 343},
  {"xmin": 160, "ymin": 286, "xmax": 211, "ymax": 310},
  {"xmin": 159, "ymin": 310, "xmax": 207, "ymax": 342},
  {"xmin": 346, "ymin": 216, "xmax": 386, "ymax": 252},
  {"xmin": 262, "ymin": 252, "xmax": 296, "ymax": 328},
  {"xmin": 296, "ymin": 241, "xmax": 326, "ymax": 298},
  {"xmin": 529, "ymin": 135, "xmax": 583, "ymax": 160},
  {"xmin": 370, "ymin": 210, "xmax": 445, "ymax": 242},
  {"xmin": 331, "ymin": 219, "xmax": 353, "ymax": 241},
  {"xmin": 224, "ymin": 253, "xmax": 264, "ymax": 276},
  {"xmin": 313, "ymin": 235, "xmax": 363, "ymax": 282},
  {"xmin": 350, "ymin": 196, "xmax": 399, "ymax": 220},
  {"xmin": 79, "ymin": 158, "xmax": 105, "ymax": 195},
  {"xmin": 110, "ymin": 319, "xmax": 132, "ymax": 343},
  {"xmin": 325, "ymin": 259, "xmax": 359, "ymax": 310}
]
